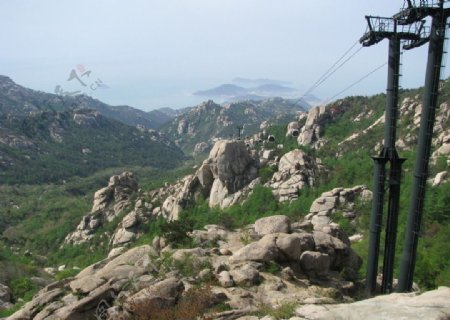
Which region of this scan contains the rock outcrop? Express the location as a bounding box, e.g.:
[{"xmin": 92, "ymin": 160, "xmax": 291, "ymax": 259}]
[
  {"xmin": 0, "ymin": 283, "xmax": 13, "ymax": 311},
  {"xmin": 72, "ymin": 108, "xmax": 104, "ymax": 128},
  {"xmin": 396, "ymin": 96, "xmax": 450, "ymax": 156},
  {"xmin": 433, "ymin": 171, "xmax": 448, "ymax": 187},
  {"xmin": 10, "ymin": 214, "xmax": 363, "ymax": 320},
  {"xmin": 305, "ymin": 186, "xmax": 372, "ymax": 231},
  {"xmin": 193, "ymin": 141, "xmax": 209, "ymax": 155},
  {"xmin": 82, "ymin": 139, "xmax": 260, "ymax": 231},
  {"xmin": 110, "ymin": 199, "xmax": 154, "ymax": 246},
  {"xmin": 65, "ymin": 172, "xmax": 138, "ymax": 244},
  {"xmin": 146, "ymin": 139, "xmax": 260, "ymax": 220},
  {"xmin": 267, "ymin": 149, "xmax": 321, "ymax": 201},
  {"xmin": 206, "ymin": 140, "xmax": 259, "ymax": 207},
  {"xmin": 295, "ymin": 286, "xmax": 450, "ymax": 320},
  {"xmin": 298, "ymin": 101, "xmax": 350, "ymax": 149}
]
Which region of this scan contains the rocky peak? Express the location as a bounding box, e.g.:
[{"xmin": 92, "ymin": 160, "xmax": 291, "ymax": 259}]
[
  {"xmin": 65, "ymin": 172, "xmax": 138, "ymax": 245},
  {"xmin": 208, "ymin": 140, "xmax": 258, "ymax": 193},
  {"xmin": 159, "ymin": 139, "xmax": 260, "ymax": 219},
  {"xmin": 202, "ymin": 140, "xmax": 259, "ymax": 207},
  {"xmin": 298, "ymin": 101, "xmax": 351, "ymax": 149},
  {"xmin": 267, "ymin": 149, "xmax": 322, "ymax": 202}
]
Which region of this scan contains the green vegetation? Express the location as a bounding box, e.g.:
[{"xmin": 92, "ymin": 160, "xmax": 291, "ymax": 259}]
[
  {"xmin": 9, "ymin": 277, "xmax": 39, "ymax": 302},
  {"xmin": 1, "ymin": 80, "xmax": 449, "ymax": 319},
  {"xmin": 254, "ymin": 302, "xmax": 297, "ymax": 319},
  {"xmin": 0, "ymin": 109, "xmax": 185, "ymax": 184}
]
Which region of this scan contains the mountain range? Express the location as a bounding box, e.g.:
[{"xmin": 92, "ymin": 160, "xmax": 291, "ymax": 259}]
[{"xmin": 0, "ymin": 75, "xmax": 174, "ymax": 129}]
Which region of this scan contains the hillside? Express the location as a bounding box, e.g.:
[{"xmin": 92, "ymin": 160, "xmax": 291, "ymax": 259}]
[
  {"xmin": 0, "ymin": 107, "xmax": 185, "ymax": 184},
  {"xmin": 1, "ymin": 81, "xmax": 449, "ymax": 319},
  {"xmin": 0, "ymin": 76, "xmax": 172, "ymax": 129},
  {"xmin": 161, "ymin": 98, "xmax": 309, "ymax": 154}
]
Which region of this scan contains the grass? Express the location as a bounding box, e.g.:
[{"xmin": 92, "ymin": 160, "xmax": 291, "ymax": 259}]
[{"xmin": 254, "ymin": 302, "xmax": 297, "ymax": 319}]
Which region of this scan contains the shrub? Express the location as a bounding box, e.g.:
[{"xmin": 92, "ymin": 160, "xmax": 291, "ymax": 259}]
[
  {"xmin": 55, "ymin": 268, "xmax": 79, "ymax": 281},
  {"xmin": 259, "ymin": 165, "xmax": 277, "ymax": 184},
  {"xmin": 264, "ymin": 261, "xmax": 281, "ymax": 275},
  {"xmin": 255, "ymin": 302, "xmax": 297, "ymax": 319},
  {"xmin": 9, "ymin": 277, "xmax": 38, "ymax": 302},
  {"xmin": 159, "ymin": 218, "xmax": 195, "ymax": 249},
  {"xmin": 155, "ymin": 252, "xmax": 211, "ymax": 279},
  {"xmin": 129, "ymin": 285, "xmax": 216, "ymax": 320}
]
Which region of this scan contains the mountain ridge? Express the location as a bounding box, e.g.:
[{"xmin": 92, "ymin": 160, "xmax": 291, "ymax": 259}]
[{"xmin": 0, "ymin": 75, "xmax": 173, "ymax": 129}]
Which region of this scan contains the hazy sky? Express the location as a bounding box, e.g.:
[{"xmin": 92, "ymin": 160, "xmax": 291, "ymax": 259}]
[{"xmin": 1, "ymin": 1, "xmax": 447, "ymax": 110}]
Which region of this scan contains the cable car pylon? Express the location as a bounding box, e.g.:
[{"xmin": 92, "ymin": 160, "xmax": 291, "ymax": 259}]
[{"xmin": 360, "ymin": 15, "xmax": 428, "ymax": 295}]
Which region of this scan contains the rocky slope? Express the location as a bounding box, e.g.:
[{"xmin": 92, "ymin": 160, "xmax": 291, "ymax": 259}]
[
  {"xmin": 64, "ymin": 140, "xmax": 261, "ymax": 246},
  {"xmin": 161, "ymin": 98, "xmax": 308, "ymax": 154},
  {"xmin": 9, "ymin": 213, "xmax": 364, "ymax": 320},
  {"xmin": 64, "ymin": 138, "xmax": 350, "ymax": 249},
  {"xmin": 288, "ymin": 84, "xmax": 450, "ymax": 160},
  {"xmin": 9, "ymin": 208, "xmax": 450, "ymax": 319}
]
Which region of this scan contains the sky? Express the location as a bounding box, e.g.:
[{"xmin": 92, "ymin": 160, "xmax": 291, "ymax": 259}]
[{"xmin": 1, "ymin": 0, "xmax": 448, "ymax": 111}]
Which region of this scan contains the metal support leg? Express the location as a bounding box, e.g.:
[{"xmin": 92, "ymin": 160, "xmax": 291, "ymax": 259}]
[
  {"xmin": 398, "ymin": 11, "xmax": 447, "ymax": 292},
  {"xmin": 382, "ymin": 155, "xmax": 406, "ymax": 293},
  {"xmin": 366, "ymin": 156, "xmax": 387, "ymax": 295}
]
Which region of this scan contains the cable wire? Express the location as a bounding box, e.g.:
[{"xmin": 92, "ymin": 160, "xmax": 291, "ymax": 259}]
[
  {"xmin": 300, "ymin": 39, "xmax": 362, "ymax": 100},
  {"xmin": 325, "ymin": 62, "xmax": 387, "ymax": 103},
  {"xmin": 313, "ymin": 46, "xmax": 363, "ymax": 90}
]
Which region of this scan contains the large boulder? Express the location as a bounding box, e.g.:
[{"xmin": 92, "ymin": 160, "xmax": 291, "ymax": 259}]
[
  {"xmin": 254, "ymin": 215, "xmax": 291, "ymax": 236},
  {"xmin": 206, "ymin": 140, "xmax": 259, "ymax": 207},
  {"xmin": 231, "ymin": 234, "xmax": 280, "ymax": 262},
  {"xmin": 267, "ymin": 149, "xmax": 320, "ymax": 201},
  {"xmin": 295, "ymin": 286, "xmax": 450, "ymax": 320},
  {"xmin": 231, "ymin": 232, "xmax": 317, "ymax": 265},
  {"xmin": 275, "ymin": 232, "xmax": 315, "ymax": 261},
  {"xmin": 124, "ymin": 277, "xmax": 184, "ymax": 313},
  {"xmin": 299, "ymin": 251, "xmax": 331, "ymax": 278},
  {"xmin": 229, "ymin": 264, "xmax": 260, "ymax": 286},
  {"xmin": 286, "ymin": 121, "xmax": 300, "ymax": 137}
]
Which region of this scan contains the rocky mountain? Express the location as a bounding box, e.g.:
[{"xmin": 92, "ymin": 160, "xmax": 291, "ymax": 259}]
[
  {"xmin": 0, "ymin": 75, "xmax": 173, "ymax": 129},
  {"xmin": 9, "ymin": 181, "xmax": 366, "ymax": 319},
  {"xmin": 5, "ymin": 164, "xmax": 450, "ymax": 319},
  {"xmin": 161, "ymin": 98, "xmax": 309, "ymax": 154},
  {"xmin": 1, "ymin": 79, "xmax": 450, "ymax": 319},
  {"xmin": 0, "ymin": 107, "xmax": 185, "ymax": 184}
]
